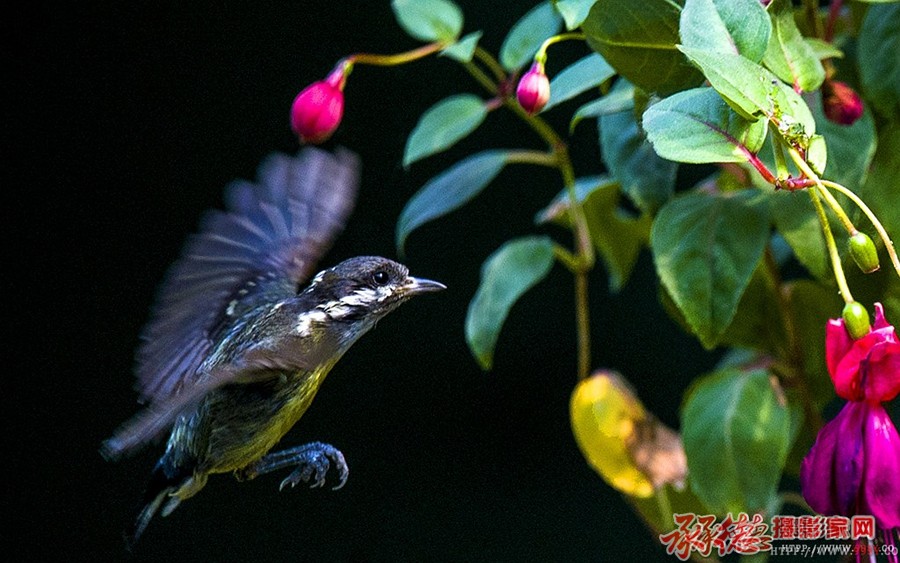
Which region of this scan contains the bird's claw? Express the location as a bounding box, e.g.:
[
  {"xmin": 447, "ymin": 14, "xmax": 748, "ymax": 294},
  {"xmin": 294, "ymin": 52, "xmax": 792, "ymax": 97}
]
[{"xmin": 275, "ymin": 442, "xmax": 348, "ymax": 491}]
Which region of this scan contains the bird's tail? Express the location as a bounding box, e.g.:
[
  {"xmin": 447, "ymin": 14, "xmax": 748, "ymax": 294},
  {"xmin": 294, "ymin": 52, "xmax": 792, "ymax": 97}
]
[{"xmin": 125, "ymin": 455, "xmax": 193, "ymax": 550}]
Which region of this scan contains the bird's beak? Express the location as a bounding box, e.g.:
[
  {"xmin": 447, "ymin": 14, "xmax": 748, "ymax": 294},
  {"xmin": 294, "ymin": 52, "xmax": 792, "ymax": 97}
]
[{"xmin": 404, "ymin": 276, "xmax": 447, "ymax": 295}]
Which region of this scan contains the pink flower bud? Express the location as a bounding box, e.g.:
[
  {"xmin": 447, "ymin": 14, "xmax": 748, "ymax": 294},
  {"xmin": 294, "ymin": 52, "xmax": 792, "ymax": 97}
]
[
  {"xmin": 822, "ymin": 80, "xmax": 863, "ymax": 126},
  {"xmin": 516, "ymin": 62, "xmax": 550, "ymax": 115},
  {"xmin": 290, "ymin": 65, "xmax": 348, "ymax": 144}
]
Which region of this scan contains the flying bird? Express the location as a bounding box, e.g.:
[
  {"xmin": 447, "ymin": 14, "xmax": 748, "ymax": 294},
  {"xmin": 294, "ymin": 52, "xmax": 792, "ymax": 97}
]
[{"xmin": 102, "ymin": 148, "xmax": 444, "ymax": 546}]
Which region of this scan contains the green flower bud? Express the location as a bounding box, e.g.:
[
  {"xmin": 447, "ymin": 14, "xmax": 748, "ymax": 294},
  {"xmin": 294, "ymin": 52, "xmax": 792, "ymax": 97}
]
[
  {"xmin": 842, "ymin": 301, "xmax": 871, "ymax": 340},
  {"xmin": 848, "ymin": 232, "xmax": 880, "ymax": 274}
]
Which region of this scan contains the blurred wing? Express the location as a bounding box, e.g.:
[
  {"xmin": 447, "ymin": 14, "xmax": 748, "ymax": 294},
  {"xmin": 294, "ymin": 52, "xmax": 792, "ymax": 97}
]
[{"xmin": 134, "ymin": 147, "xmax": 360, "ymax": 403}]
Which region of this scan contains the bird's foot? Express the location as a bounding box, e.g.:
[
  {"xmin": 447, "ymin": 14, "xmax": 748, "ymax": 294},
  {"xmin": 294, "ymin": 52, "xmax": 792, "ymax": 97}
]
[{"xmin": 237, "ymin": 441, "xmax": 348, "ymax": 491}]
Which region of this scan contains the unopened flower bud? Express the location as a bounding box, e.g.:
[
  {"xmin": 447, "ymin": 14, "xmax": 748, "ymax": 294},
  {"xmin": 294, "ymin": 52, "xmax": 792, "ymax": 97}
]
[
  {"xmin": 516, "ymin": 62, "xmax": 550, "ymax": 115},
  {"xmin": 822, "ymin": 80, "xmax": 863, "ymax": 126},
  {"xmin": 290, "ymin": 63, "xmax": 348, "ymax": 144},
  {"xmin": 848, "ymin": 232, "xmax": 880, "ymax": 274},
  {"xmin": 842, "ymin": 301, "xmax": 871, "ymax": 340}
]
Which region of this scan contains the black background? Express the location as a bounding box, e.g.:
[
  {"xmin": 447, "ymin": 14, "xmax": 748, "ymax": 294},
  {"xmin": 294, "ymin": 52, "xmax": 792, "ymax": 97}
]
[{"xmin": 10, "ymin": 2, "xmax": 718, "ymax": 560}]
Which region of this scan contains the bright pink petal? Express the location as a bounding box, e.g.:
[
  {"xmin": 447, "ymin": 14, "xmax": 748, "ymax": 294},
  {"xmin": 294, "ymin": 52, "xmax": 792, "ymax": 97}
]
[
  {"xmin": 860, "ymin": 405, "xmax": 900, "ymax": 529},
  {"xmin": 863, "ymin": 340, "xmax": 900, "ymax": 403},
  {"xmin": 826, "ymin": 318, "xmax": 854, "ymax": 379},
  {"xmin": 872, "ymin": 303, "xmax": 890, "ymax": 331}
]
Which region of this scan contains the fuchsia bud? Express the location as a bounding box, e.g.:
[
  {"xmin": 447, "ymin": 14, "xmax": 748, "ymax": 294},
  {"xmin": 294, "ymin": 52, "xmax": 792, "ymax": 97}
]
[
  {"xmin": 290, "ymin": 63, "xmax": 349, "ymax": 144},
  {"xmin": 822, "ymin": 80, "xmax": 864, "ymax": 126},
  {"xmin": 516, "ymin": 62, "xmax": 550, "ymax": 115}
]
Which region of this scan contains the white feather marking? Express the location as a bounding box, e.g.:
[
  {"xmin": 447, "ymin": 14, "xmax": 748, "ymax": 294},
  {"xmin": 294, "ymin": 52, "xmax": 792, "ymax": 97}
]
[{"xmin": 294, "ymin": 309, "xmax": 328, "ymax": 336}]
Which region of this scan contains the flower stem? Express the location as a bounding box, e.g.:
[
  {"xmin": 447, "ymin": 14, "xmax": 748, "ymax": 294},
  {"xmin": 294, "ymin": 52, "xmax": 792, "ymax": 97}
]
[
  {"xmin": 347, "ymin": 41, "xmax": 448, "ymax": 67},
  {"xmin": 473, "ymin": 46, "xmax": 507, "ymax": 82},
  {"xmin": 462, "ymin": 60, "xmax": 499, "ymax": 95},
  {"xmin": 821, "ymin": 179, "xmax": 900, "ymax": 279},
  {"xmin": 788, "ymin": 148, "xmax": 857, "ymax": 236},
  {"xmin": 535, "ymin": 32, "xmax": 587, "ymax": 64},
  {"xmin": 506, "ymin": 149, "xmax": 558, "ymax": 167},
  {"xmin": 808, "ymin": 183, "xmax": 854, "ymax": 303}
]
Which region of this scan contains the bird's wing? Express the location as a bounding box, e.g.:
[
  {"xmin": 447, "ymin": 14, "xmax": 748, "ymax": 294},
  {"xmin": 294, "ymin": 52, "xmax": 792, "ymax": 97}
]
[{"xmin": 134, "ymin": 147, "xmax": 360, "ymax": 404}]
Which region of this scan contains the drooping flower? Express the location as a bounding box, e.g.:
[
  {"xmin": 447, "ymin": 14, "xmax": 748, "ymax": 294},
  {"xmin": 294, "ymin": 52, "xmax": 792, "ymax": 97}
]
[
  {"xmin": 801, "ymin": 302, "xmax": 900, "ymax": 549},
  {"xmin": 516, "ymin": 62, "xmax": 550, "ymax": 115},
  {"xmin": 826, "ymin": 303, "xmax": 900, "ymax": 404},
  {"xmin": 822, "ymin": 79, "xmax": 864, "ymax": 126},
  {"xmin": 290, "ymin": 62, "xmax": 349, "ymax": 144}
]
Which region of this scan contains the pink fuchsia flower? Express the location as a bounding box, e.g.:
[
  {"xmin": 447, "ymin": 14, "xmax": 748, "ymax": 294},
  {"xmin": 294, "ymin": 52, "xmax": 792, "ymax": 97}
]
[
  {"xmin": 822, "ymin": 79, "xmax": 864, "ymax": 126},
  {"xmin": 516, "ymin": 62, "xmax": 550, "ymax": 115},
  {"xmin": 800, "ymin": 401, "xmax": 900, "ymax": 531},
  {"xmin": 826, "ymin": 303, "xmax": 900, "ymax": 403},
  {"xmin": 290, "ymin": 63, "xmax": 349, "ymax": 144}
]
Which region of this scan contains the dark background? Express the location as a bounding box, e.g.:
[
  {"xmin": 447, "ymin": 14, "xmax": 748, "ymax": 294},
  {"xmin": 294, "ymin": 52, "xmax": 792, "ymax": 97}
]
[{"xmin": 10, "ymin": 2, "xmax": 718, "ymax": 560}]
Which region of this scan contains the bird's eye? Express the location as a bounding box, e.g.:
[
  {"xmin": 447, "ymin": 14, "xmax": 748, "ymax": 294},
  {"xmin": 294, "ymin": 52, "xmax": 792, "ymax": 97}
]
[{"xmin": 372, "ymin": 270, "xmax": 390, "ymax": 286}]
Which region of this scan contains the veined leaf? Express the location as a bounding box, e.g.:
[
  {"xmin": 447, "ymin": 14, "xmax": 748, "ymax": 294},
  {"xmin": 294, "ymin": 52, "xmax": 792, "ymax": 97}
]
[
  {"xmin": 582, "ymin": 0, "xmax": 703, "ymax": 95},
  {"xmin": 544, "ymin": 54, "xmax": 615, "ymax": 111},
  {"xmin": 599, "ymin": 107, "xmax": 677, "ymax": 213},
  {"xmin": 678, "ymin": 46, "xmax": 816, "ymax": 136},
  {"xmin": 680, "ymin": 0, "xmax": 770, "ymax": 62},
  {"xmin": 570, "ymin": 81, "xmax": 635, "ymax": 130},
  {"xmin": 857, "ymin": 3, "xmax": 900, "ymax": 120},
  {"xmin": 554, "ymin": 0, "xmax": 597, "ymax": 30},
  {"xmin": 651, "ymin": 190, "xmax": 769, "ymax": 348},
  {"xmin": 391, "ymin": 0, "xmax": 463, "ymax": 42},
  {"xmin": 643, "ymin": 87, "xmax": 768, "ymax": 163},
  {"xmin": 466, "ymin": 236, "xmax": 555, "ymax": 369},
  {"xmin": 396, "ymin": 151, "xmax": 508, "ymax": 253},
  {"xmin": 441, "ymin": 31, "xmax": 483, "ymax": 62},
  {"xmin": 682, "ymin": 368, "xmax": 798, "ymax": 514},
  {"xmin": 403, "ymin": 94, "xmax": 488, "ymax": 167},
  {"xmin": 500, "ymin": 2, "xmax": 562, "ymax": 71},
  {"xmin": 762, "ymin": 0, "xmax": 825, "ymax": 92}
]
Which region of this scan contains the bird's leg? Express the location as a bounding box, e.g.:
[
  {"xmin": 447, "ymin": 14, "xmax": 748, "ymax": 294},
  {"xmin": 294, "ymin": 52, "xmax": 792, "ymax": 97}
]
[{"xmin": 234, "ymin": 441, "xmax": 348, "ymax": 490}]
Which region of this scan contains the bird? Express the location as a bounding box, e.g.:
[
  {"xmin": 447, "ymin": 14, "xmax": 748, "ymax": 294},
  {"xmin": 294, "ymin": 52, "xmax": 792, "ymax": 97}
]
[{"xmin": 101, "ymin": 147, "xmax": 445, "ymax": 546}]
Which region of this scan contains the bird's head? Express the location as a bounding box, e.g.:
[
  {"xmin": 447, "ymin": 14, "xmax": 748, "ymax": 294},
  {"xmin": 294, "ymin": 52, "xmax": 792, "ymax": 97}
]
[{"xmin": 304, "ymin": 256, "xmax": 445, "ymax": 325}]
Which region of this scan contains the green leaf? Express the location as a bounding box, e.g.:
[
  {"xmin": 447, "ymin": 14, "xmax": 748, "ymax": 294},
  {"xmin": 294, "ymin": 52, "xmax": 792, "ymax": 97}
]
[
  {"xmin": 787, "ymin": 280, "xmax": 841, "ymax": 408},
  {"xmin": 804, "ymin": 37, "xmax": 843, "ymax": 61},
  {"xmin": 682, "ymin": 368, "xmax": 796, "ymax": 514},
  {"xmin": 860, "ymin": 122, "xmax": 900, "ymax": 242},
  {"xmin": 396, "ymin": 151, "xmax": 508, "ymax": 253},
  {"xmin": 537, "ymin": 176, "xmax": 651, "ymax": 291},
  {"xmin": 403, "ymin": 94, "xmax": 488, "ymax": 167},
  {"xmin": 770, "ymin": 191, "xmax": 829, "ymax": 281},
  {"xmin": 599, "ymin": 107, "xmax": 677, "ymax": 213},
  {"xmin": 651, "ymin": 191, "xmax": 769, "ymax": 348},
  {"xmin": 582, "ymin": 0, "xmax": 703, "ymax": 95},
  {"xmin": 679, "ymin": 0, "xmax": 771, "ymax": 62},
  {"xmin": 678, "ymin": 46, "xmax": 816, "ymax": 135},
  {"xmin": 544, "ymin": 54, "xmax": 615, "ymax": 111},
  {"xmin": 391, "ymin": 0, "xmax": 463, "ymax": 42},
  {"xmin": 466, "ymin": 236, "xmax": 555, "ymax": 369},
  {"xmin": 554, "ymin": 0, "xmax": 597, "ymax": 30},
  {"xmin": 500, "ymin": 2, "xmax": 563, "ymax": 71},
  {"xmin": 762, "ymin": 0, "xmax": 825, "ymax": 92},
  {"xmin": 643, "ymin": 87, "xmax": 768, "ymax": 164},
  {"xmin": 570, "ymin": 81, "xmax": 635, "ymax": 130},
  {"xmin": 441, "ymin": 31, "xmax": 482, "ymax": 62},
  {"xmin": 857, "ymin": 3, "xmax": 900, "ymax": 120}
]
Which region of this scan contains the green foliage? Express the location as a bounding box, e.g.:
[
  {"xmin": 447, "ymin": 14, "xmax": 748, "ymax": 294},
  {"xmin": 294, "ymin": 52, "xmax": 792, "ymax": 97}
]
[
  {"xmin": 553, "ymin": 0, "xmax": 597, "ymax": 30},
  {"xmin": 643, "ymin": 87, "xmax": 768, "ymax": 164},
  {"xmin": 466, "ymin": 237, "xmax": 555, "ymax": 369},
  {"xmin": 857, "ymin": 3, "xmax": 900, "ymax": 119},
  {"xmin": 812, "ymin": 94, "xmax": 877, "ymax": 189},
  {"xmin": 651, "ymin": 191, "xmax": 769, "ymax": 348},
  {"xmin": 682, "ymin": 368, "xmax": 798, "ymax": 514},
  {"xmin": 396, "ymin": 151, "xmax": 508, "ymax": 253},
  {"xmin": 770, "ymin": 191, "xmax": 829, "ymax": 281},
  {"xmin": 762, "ymin": 0, "xmax": 825, "ymax": 92},
  {"xmin": 569, "ymin": 81, "xmax": 634, "ymax": 131},
  {"xmin": 499, "ymin": 2, "xmax": 562, "ymax": 70},
  {"xmin": 543, "ymin": 54, "xmax": 614, "ymax": 112},
  {"xmin": 679, "ymin": 0, "xmax": 771, "ymax": 62},
  {"xmin": 582, "ymin": 0, "xmax": 703, "ymax": 95},
  {"xmin": 403, "ymin": 94, "xmax": 488, "ymax": 166},
  {"xmin": 441, "ymin": 31, "xmax": 483, "ymax": 62},
  {"xmin": 391, "ymin": 0, "xmax": 463, "ymax": 43},
  {"xmin": 599, "ymin": 107, "xmax": 677, "ymax": 213}
]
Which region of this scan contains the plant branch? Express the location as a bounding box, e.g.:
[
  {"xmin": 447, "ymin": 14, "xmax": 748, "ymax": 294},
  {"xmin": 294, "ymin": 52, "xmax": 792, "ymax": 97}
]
[
  {"xmin": 808, "ymin": 184, "xmax": 854, "ymax": 303},
  {"xmin": 821, "ymin": 180, "xmax": 900, "ymax": 280},
  {"xmin": 347, "ymin": 41, "xmax": 448, "ymax": 67}
]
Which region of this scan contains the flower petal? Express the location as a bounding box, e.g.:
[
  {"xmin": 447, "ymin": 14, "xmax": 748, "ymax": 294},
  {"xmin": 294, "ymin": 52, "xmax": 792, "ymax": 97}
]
[
  {"xmin": 826, "ymin": 318, "xmax": 853, "ymax": 380},
  {"xmin": 860, "ymin": 404, "xmax": 900, "ymax": 529}
]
